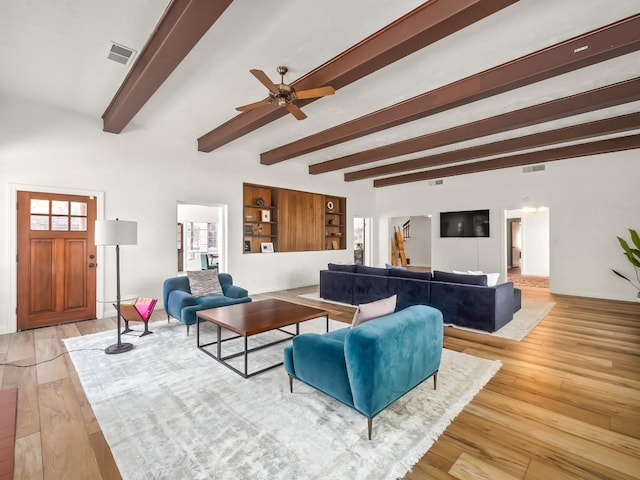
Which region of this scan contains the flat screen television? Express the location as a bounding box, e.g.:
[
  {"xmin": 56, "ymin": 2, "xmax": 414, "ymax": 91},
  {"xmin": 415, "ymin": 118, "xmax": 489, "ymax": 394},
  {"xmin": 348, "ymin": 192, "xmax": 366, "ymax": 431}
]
[{"xmin": 440, "ymin": 209, "xmax": 490, "ymax": 237}]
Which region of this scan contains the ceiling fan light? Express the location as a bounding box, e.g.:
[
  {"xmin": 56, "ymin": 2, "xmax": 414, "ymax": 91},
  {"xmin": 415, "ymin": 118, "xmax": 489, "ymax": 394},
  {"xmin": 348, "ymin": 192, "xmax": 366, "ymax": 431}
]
[{"xmin": 278, "ymin": 97, "xmax": 287, "ymax": 107}]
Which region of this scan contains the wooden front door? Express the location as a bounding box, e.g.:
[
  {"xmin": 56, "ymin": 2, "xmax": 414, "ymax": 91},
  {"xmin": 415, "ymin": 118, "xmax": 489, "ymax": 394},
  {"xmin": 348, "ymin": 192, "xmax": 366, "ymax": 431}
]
[{"xmin": 16, "ymin": 191, "xmax": 97, "ymax": 330}]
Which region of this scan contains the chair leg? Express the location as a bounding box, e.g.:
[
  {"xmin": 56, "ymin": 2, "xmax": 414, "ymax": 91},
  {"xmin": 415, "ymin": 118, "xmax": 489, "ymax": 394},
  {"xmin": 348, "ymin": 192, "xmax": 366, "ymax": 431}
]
[
  {"xmin": 186, "ymin": 324, "xmax": 190, "ymax": 336},
  {"xmin": 367, "ymin": 418, "xmax": 373, "ymax": 440},
  {"xmin": 167, "ymin": 314, "xmax": 170, "ymax": 323},
  {"xmin": 288, "ymin": 376, "xmax": 293, "ymax": 393},
  {"xmin": 433, "ymin": 372, "xmax": 438, "ymax": 390}
]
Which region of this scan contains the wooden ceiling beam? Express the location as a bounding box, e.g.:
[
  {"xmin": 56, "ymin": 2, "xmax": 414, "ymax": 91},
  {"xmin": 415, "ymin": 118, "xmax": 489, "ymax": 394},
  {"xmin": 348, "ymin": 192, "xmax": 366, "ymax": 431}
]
[
  {"xmin": 102, "ymin": 0, "xmax": 233, "ymax": 134},
  {"xmin": 345, "ymin": 105, "xmax": 640, "ymax": 182},
  {"xmin": 313, "ymin": 76, "xmax": 640, "ymax": 175},
  {"xmin": 373, "ymin": 134, "xmax": 640, "ymax": 187},
  {"xmin": 197, "ymin": 0, "xmax": 518, "ymax": 152},
  {"xmin": 261, "ymin": 13, "xmax": 640, "ymax": 167}
]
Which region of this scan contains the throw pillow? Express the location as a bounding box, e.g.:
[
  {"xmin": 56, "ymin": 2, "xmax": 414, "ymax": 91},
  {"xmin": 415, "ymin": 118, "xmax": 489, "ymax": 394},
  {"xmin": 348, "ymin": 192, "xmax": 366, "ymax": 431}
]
[
  {"xmin": 452, "ymin": 270, "xmax": 500, "ymax": 286},
  {"xmin": 351, "ymin": 294, "xmax": 397, "ymax": 328},
  {"xmin": 432, "ymin": 270, "xmax": 488, "ymax": 287},
  {"xmin": 468, "ymin": 270, "xmax": 500, "ymax": 286},
  {"xmin": 187, "ymin": 270, "xmax": 223, "ymax": 297},
  {"xmin": 385, "ymin": 263, "xmax": 406, "ymax": 270}
]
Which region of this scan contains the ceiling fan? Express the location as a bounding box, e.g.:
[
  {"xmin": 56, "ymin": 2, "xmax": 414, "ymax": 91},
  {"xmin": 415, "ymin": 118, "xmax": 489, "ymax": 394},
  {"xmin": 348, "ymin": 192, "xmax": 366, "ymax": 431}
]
[{"xmin": 235, "ymin": 66, "xmax": 335, "ymax": 120}]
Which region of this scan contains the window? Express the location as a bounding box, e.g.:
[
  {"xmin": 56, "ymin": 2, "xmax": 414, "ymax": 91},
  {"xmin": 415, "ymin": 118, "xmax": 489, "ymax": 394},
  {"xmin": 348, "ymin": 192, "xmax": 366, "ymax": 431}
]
[
  {"xmin": 185, "ymin": 222, "xmax": 217, "ymax": 260},
  {"xmin": 29, "ymin": 199, "xmax": 88, "ymax": 231}
]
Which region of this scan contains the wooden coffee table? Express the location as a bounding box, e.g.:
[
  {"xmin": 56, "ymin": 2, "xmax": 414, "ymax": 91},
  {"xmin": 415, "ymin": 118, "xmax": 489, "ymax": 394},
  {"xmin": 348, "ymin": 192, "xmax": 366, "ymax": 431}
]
[{"xmin": 196, "ymin": 299, "xmax": 329, "ymax": 378}]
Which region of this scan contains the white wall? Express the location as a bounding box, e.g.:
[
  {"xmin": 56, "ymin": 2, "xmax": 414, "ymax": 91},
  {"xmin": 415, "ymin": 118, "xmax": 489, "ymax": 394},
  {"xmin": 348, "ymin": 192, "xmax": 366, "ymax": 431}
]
[
  {"xmin": 375, "ymin": 154, "xmax": 640, "ymax": 302},
  {"xmin": 0, "ymin": 97, "xmax": 375, "ymax": 334}
]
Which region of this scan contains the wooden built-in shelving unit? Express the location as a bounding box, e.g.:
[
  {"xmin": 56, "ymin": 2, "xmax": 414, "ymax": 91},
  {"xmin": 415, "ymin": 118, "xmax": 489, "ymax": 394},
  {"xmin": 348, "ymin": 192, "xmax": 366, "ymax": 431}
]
[{"xmin": 243, "ymin": 183, "xmax": 346, "ymax": 253}]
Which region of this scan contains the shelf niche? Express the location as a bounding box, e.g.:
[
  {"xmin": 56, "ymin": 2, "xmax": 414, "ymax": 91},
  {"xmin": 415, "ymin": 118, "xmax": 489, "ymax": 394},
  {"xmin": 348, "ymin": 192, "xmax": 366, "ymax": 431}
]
[
  {"xmin": 324, "ymin": 195, "xmax": 346, "ymax": 251},
  {"xmin": 243, "ymin": 183, "xmax": 346, "ymax": 253}
]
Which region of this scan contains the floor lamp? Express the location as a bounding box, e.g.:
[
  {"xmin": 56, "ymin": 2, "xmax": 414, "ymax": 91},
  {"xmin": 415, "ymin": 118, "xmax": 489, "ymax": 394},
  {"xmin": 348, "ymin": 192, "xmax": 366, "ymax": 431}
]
[{"xmin": 95, "ymin": 219, "xmax": 138, "ymax": 354}]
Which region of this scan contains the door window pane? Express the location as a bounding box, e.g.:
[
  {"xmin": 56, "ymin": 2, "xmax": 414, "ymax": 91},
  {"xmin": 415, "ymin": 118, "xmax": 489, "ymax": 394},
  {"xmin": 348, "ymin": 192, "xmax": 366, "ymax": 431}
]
[
  {"xmin": 51, "ymin": 201, "xmax": 69, "ymax": 215},
  {"xmin": 70, "ymin": 217, "xmax": 87, "ymax": 231},
  {"xmin": 70, "ymin": 202, "xmax": 87, "ymax": 216},
  {"xmin": 30, "ymin": 199, "xmax": 49, "ymax": 214},
  {"xmin": 51, "ymin": 216, "xmax": 69, "ymax": 231},
  {"xmin": 30, "ymin": 215, "xmax": 49, "ymax": 230}
]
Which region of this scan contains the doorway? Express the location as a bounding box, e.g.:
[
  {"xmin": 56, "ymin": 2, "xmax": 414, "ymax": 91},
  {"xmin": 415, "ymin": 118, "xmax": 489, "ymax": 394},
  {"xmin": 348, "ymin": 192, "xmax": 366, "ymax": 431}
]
[
  {"xmin": 177, "ymin": 203, "xmax": 227, "ymax": 273},
  {"xmin": 16, "ymin": 191, "xmax": 97, "ymax": 330},
  {"xmin": 507, "ymin": 218, "xmax": 521, "ymax": 269},
  {"xmin": 388, "ymin": 216, "xmax": 432, "ymax": 268},
  {"xmin": 505, "ymin": 208, "xmax": 550, "ymax": 288},
  {"xmin": 353, "ymin": 217, "xmax": 372, "ymax": 266}
]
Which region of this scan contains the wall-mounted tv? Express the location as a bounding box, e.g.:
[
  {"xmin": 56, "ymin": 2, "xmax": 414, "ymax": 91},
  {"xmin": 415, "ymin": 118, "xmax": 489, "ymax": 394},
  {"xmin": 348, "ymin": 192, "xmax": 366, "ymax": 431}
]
[{"xmin": 440, "ymin": 209, "xmax": 490, "ymax": 238}]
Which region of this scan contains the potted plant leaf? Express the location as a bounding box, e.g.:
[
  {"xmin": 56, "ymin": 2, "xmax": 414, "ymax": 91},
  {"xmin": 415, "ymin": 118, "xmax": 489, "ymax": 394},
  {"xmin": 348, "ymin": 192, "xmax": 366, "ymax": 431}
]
[{"xmin": 611, "ymin": 228, "xmax": 640, "ymax": 300}]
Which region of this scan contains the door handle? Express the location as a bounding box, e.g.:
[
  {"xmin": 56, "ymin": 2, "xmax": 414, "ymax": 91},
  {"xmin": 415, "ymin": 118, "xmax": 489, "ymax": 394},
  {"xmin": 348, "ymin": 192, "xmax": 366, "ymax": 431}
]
[{"xmin": 89, "ymin": 263, "xmax": 96, "ymax": 268}]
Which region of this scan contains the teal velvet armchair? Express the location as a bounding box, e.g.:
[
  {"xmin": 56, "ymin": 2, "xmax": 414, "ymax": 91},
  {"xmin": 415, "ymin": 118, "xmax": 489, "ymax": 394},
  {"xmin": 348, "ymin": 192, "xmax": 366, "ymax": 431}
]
[
  {"xmin": 283, "ymin": 304, "xmax": 443, "ymax": 439},
  {"xmin": 162, "ymin": 274, "xmax": 251, "ymax": 335}
]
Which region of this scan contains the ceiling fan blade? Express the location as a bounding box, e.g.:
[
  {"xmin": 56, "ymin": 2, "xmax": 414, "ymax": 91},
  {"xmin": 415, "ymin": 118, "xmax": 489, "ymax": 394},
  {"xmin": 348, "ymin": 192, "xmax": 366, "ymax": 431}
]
[
  {"xmin": 235, "ymin": 99, "xmax": 272, "ymax": 112},
  {"xmin": 295, "ymin": 85, "xmax": 335, "ymax": 100},
  {"xmin": 286, "ymin": 104, "xmax": 307, "ymax": 120},
  {"xmin": 250, "ymin": 69, "xmax": 278, "ymax": 94}
]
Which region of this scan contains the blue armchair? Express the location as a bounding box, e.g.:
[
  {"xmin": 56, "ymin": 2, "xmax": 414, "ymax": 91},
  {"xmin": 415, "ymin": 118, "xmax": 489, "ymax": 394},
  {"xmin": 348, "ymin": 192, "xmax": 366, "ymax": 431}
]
[
  {"xmin": 162, "ymin": 273, "xmax": 251, "ymax": 334},
  {"xmin": 284, "ymin": 304, "xmax": 443, "ymax": 439}
]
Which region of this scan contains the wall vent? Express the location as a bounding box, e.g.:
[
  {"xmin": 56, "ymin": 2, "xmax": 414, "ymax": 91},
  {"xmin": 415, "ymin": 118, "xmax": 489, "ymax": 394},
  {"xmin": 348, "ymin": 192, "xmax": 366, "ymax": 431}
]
[
  {"xmin": 107, "ymin": 42, "xmax": 136, "ymax": 65},
  {"xmin": 428, "ymin": 179, "xmax": 444, "ymax": 186},
  {"xmin": 522, "ymin": 164, "xmax": 545, "ymax": 173}
]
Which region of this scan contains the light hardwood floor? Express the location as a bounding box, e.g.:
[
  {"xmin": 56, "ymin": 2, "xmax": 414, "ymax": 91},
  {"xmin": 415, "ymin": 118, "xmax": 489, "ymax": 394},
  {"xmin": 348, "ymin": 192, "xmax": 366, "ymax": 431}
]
[{"xmin": 1, "ymin": 286, "xmax": 639, "ymax": 479}]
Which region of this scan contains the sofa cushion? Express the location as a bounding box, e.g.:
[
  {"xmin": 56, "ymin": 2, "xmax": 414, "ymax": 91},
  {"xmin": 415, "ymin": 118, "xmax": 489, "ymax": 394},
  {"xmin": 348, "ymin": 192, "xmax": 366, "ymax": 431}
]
[
  {"xmin": 187, "ymin": 269, "xmax": 223, "ymax": 297},
  {"xmin": 355, "ymin": 265, "xmax": 389, "ymax": 276},
  {"xmin": 352, "ymin": 294, "xmax": 397, "ymax": 327},
  {"xmin": 388, "ymin": 277, "xmax": 430, "ymax": 311},
  {"xmin": 320, "ymin": 270, "xmax": 355, "ymax": 305},
  {"xmin": 432, "ymin": 270, "xmax": 488, "ymax": 287},
  {"xmin": 328, "ymin": 263, "xmax": 357, "ymax": 273},
  {"xmin": 385, "ymin": 263, "xmax": 406, "ymax": 270},
  {"xmin": 388, "ymin": 268, "xmax": 432, "ymax": 281}
]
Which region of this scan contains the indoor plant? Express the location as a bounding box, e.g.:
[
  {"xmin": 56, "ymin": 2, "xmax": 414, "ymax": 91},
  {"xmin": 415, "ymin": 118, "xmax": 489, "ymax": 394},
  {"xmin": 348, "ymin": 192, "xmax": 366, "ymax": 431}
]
[{"xmin": 611, "ymin": 228, "xmax": 640, "ymax": 299}]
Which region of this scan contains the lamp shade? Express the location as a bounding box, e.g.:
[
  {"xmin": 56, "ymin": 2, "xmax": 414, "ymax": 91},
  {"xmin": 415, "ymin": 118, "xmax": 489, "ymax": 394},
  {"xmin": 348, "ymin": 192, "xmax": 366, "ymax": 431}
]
[{"xmin": 95, "ymin": 220, "xmax": 137, "ymax": 246}]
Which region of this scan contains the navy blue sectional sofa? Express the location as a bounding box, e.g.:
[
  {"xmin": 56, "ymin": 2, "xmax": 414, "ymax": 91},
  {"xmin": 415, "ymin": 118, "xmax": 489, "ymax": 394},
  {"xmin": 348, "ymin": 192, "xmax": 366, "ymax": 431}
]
[{"xmin": 319, "ymin": 264, "xmax": 521, "ymax": 332}]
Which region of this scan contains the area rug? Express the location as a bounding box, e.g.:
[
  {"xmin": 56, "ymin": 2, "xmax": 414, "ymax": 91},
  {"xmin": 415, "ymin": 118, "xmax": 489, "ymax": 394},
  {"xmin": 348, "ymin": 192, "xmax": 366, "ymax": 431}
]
[
  {"xmin": 64, "ymin": 318, "xmax": 501, "ymax": 480},
  {"xmin": 446, "ymin": 299, "xmax": 555, "ymax": 341},
  {"xmin": 298, "ymin": 293, "xmax": 554, "ymax": 341},
  {"xmin": 482, "ymin": 299, "xmax": 554, "ymax": 340}
]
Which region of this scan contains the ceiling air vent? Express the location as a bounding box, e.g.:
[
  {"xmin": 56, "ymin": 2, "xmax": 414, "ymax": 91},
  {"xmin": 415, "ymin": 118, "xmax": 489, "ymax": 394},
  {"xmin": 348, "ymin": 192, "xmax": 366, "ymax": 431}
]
[
  {"xmin": 522, "ymin": 164, "xmax": 545, "ymax": 173},
  {"xmin": 428, "ymin": 179, "xmax": 444, "ymax": 186},
  {"xmin": 107, "ymin": 42, "xmax": 136, "ymax": 66}
]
